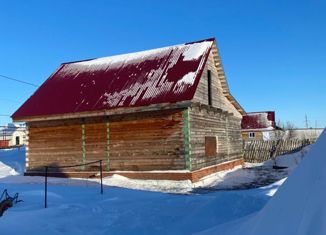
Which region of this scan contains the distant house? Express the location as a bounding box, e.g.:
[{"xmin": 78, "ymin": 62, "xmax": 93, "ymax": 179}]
[
  {"xmin": 241, "ymin": 111, "xmax": 283, "ymax": 141},
  {"xmin": 12, "ymin": 38, "xmax": 245, "ymax": 182},
  {"xmin": 0, "ymin": 124, "xmax": 26, "ymax": 148}
]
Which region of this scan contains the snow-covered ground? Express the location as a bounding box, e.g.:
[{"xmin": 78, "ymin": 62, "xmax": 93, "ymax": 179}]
[
  {"xmin": 198, "ymin": 129, "xmax": 326, "ymax": 235},
  {"xmin": 0, "ymin": 145, "xmax": 312, "ymax": 234}
]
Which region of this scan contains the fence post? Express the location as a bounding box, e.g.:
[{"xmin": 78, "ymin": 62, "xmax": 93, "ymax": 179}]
[
  {"xmin": 44, "ymin": 166, "xmax": 48, "ymax": 208},
  {"xmin": 100, "ymin": 160, "xmax": 103, "ymax": 194}
]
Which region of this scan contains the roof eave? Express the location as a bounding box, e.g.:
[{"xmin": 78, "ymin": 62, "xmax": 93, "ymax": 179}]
[{"xmin": 12, "ymin": 101, "xmax": 192, "ymax": 123}]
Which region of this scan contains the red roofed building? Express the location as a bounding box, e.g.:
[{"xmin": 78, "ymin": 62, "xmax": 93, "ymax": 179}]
[
  {"xmin": 241, "ymin": 111, "xmax": 283, "ymax": 141},
  {"xmin": 12, "ymin": 38, "xmax": 245, "ymax": 182}
]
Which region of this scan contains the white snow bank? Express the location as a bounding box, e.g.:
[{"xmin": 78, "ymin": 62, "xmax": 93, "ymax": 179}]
[
  {"xmin": 199, "ymin": 128, "xmax": 326, "ymax": 235},
  {"xmin": 102, "ymin": 174, "xmax": 193, "ymax": 194},
  {"xmin": 0, "ymin": 147, "xmax": 25, "ymax": 177},
  {"xmin": 263, "ymin": 145, "xmax": 310, "ymax": 171},
  {"xmin": 248, "ymin": 128, "xmax": 326, "ymax": 235},
  {"xmin": 0, "ymin": 162, "xmax": 18, "ymax": 178},
  {"xmin": 260, "ymin": 178, "xmax": 287, "ymax": 197}
]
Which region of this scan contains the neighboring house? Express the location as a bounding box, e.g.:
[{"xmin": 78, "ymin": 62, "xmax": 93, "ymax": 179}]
[
  {"xmin": 283, "ymin": 128, "xmax": 324, "ymax": 142},
  {"xmin": 12, "ymin": 38, "xmax": 245, "ymax": 182},
  {"xmin": 0, "ymin": 123, "xmax": 26, "ymax": 147},
  {"xmin": 241, "ymin": 111, "xmax": 283, "ymax": 141}
]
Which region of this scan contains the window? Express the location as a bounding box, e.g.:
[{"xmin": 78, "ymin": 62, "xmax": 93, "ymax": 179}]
[
  {"xmin": 207, "ymin": 70, "xmax": 212, "ymax": 106},
  {"xmin": 15, "ymin": 136, "xmax": 20, "ymax": 145},
  {"xmin": 205, "ymin": 136, "xmax": 218, "ymax": 156},
  {"xmin": 249, "ymin": 132, "xmax": 256, "ymax": 139}
]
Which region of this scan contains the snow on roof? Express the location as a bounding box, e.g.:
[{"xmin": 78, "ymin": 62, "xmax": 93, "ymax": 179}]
[
  {"xmin": 12, "ymin": 39, "xmax": 214, "ymax": 120},
  {"xmin": 241, "ymin": 111, "xmax": 276, "ymax": 130}
]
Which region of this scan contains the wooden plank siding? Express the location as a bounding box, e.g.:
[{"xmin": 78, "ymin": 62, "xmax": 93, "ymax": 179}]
[
  {"xmin": 109, "ymin": 110, "xmax": 185, "ymax": 171},
  {"xmin": 26, "ymin": 109, "xmax": 186, "ymax": 172},
  {"xmin": 193, "ymin": 50, "xmax": 242, "ymax": 118},
  {"xmin": 84, "ymin": 122, "xmax": 107, "ymax": 162},
  {"xmin": 189, "ymin": 49, "xmax": 243, "ymax": 171},
  {"xmin": 189, "ymin": 105, "xmax": 243, "ymax": 171},
  {"xmin": 27, "ymin": 124, "xmax": 83, "ymax": 170}
]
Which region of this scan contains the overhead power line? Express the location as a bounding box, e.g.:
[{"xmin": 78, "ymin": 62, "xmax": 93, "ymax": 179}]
[{"xmin": 0, "ymin": 74, "xmax": 38, "ymax": 87}]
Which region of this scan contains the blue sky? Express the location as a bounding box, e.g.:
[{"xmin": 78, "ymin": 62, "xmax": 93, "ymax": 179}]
[{"xmin": 0, "ymin": 0, "xmax": 325, "ymax": 127}]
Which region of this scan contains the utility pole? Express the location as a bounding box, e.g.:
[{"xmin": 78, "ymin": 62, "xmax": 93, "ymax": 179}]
[
  {"xmin": 305, "ymin": 114, "xmax": 309, "ymax": 128},
  {"xmin": 315, "ymin": 120, "xmax": 318, "ymax": 137}
]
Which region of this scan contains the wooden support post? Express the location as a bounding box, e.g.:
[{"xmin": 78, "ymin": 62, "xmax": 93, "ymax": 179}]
[
  {"xmin": 100, "ymin": 160, "xmax": 103, "ymax": 194},
  {"xmin": 81, "ymin": 123, "xmax": 86, "ymax": 170},
  {"xmin": 44, "ymin": 166, "xmax": 48, "ymax": 208},
  {"xmin": 106, "ymin": 122, "xmax": 110, "ymax": 171},
  {"xmin": 225, "ymin": 116, "xmax": 230, "ymax": 159}
]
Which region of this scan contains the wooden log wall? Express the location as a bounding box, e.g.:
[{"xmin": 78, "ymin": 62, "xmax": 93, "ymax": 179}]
[
  {"xmin": 109, "ymin": 110, "xmax": 185, "ymax": 171},
  {"xmin": 188, "ymin": 49, "xmax": 244, "ymax": 171},
  {"xmin": 189, "ymin": 105, "xmax": 243, "ymax": 171},
  {"xmin": 27, "ymin": 123, "xmax": 83, "ymax": 170},
  {"xmin": 243, "ymin": 139, "xmax": 311, "ymax": 163},
  {"xmin": 26, "ymin": 109, "xmax": 186, "ymax": 172}
]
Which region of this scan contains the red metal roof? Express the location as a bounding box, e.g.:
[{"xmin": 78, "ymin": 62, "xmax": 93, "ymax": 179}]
[
  {"xmin": 241, "ymin": 111, "xmax": 276, "ymax": 130},
  {"xmin": 12, "ymin": 38, "xmax": 214, "ymax": 120}
]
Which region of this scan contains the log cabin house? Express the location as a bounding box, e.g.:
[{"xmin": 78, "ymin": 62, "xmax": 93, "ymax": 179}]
[{"xmin": 12, "ymin": 38, "xmax": 245, "ymax": 182}]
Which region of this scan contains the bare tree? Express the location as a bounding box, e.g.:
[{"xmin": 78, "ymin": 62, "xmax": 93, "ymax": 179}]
[
  {"xmin": 284, "ymin": 121, "xmax": 296, "ymax": 139},
  {"xmin": 274, "ymin": 119, "xmax": 284, "ymax": 140},
  {"xmin": 276, "ymin": 119, "xmax": 284, "ymax": 129}
]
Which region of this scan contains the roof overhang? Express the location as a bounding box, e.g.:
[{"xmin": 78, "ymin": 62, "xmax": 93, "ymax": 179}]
[
  {"xmin": 211, "ymin": 41, "xmax": 246, "ymax": 115},
  {"xmin": 12, "ymin": 101, "xmax": 192, "ymax": 123}
]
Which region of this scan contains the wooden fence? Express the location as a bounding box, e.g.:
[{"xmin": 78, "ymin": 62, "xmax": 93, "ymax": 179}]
[{"xmin": 243, "ymin": 139, "xmax": 311, "ymax": 163}]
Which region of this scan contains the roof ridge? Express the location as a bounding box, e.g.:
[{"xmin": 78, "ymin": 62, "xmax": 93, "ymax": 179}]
[{"xmin": 61, "ymin": 38, "xmax": 216, "ymax": 65}]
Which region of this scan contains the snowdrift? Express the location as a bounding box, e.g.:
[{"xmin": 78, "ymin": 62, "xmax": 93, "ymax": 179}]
[
  {"xmin": 203, "ymin": 129, "xmax": 326, "ymax": 235},
  {"xmin": 250, "ymin": 128, "xmax": 326, "ymax": 235}
]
